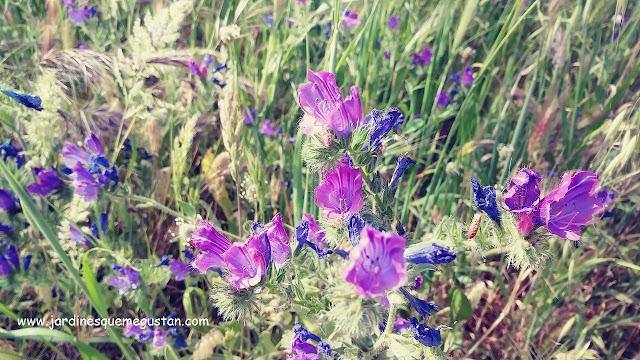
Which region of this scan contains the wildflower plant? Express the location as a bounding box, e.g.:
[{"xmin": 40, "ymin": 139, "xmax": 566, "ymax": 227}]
[{"xmin": 0, "ymin": 1, "xmax": 636, "ymax": 359}]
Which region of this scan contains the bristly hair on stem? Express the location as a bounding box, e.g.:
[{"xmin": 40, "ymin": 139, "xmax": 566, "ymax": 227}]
[{"xmin": 210, "ymin": 282, "xmax": 259, "ymax": 322}]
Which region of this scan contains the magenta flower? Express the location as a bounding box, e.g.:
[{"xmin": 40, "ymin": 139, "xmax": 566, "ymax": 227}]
[
  {"xmin": 288, "ymin": 336, "xmax": 320, "ymax": 360},
  {"xmin": 435, "ymin": 91, "xmax": 449, "ymax": 108},
  {"xmin": 260, "ymin": 119, "xmax": 276, "ymax": 137},
  {"xmin": 388, "ymin": 15, "xmax": 399, "ymax": 29},
  {"xmin": 151, "ymin": 329, "xmax": 167, "ymax": 349},
  {"xmin": 314, "ymin": 163, "xmax": 363, "ymax": 220},
  {"xmin": 394, "ymin": 317, "xmax": 410, "ymax": 334},
  {"xmin": 62, "ymin": 142, "xmax": 91, "ymax": 168},
  {"xmin": 108, "ymin": 265, "xmax": 140, "ymax": 294},
  {"xmin": 384, "ymin": 50, "xmax": 391, "ymax": 60},
  {"xmin": 69, "ymin": 163, "xmax": 100, "ymax": 202},
  {"xmin": 341, "ymin": 11, "xmax": 361, "ymax": 29},
  {"xmin": 243, "ymin": 108, "xmax": 256, "ymax": 126},
  {"xmin": 68, "ymin": 7, "xmax": 87, "ymax": 25},
  {"xmin": 342, "ymin": 226, "xmax": 408, "ymax": 297},
  {"xmin": 190, "ymin": 219, "xmax": 271, "ymax": 289},
  {"xmin": 505, "ymin": 169, "xmax": 543, "ymax": 213},
  {"xmin": 27, "ymin": 169, "xmax": 61, "ymax": 196},
  {"xmin": 297, "ymin": 70, "xmax": 362, "ymax": 137},
  {"xmin": 537, "ymin": 171, "xmax": 605, "ymax": 241},
  {"xmin": 190, "ymin": 220, "xmax": 233, "ymax": 273},
  {"xmin": 303, "ymin": 213, "xmax": 326, "ymax": 244},
  {"xmin": 169, "ymin": 259, "xmax": 191, "ymax": 281},
  {"xmin": 462, "ymin": 66, "xmax": 474, "ymax": 86},
  {"xmin": 412, "ymin": 48, "xmax": 432, "ymax": 66},
  {"xmin": 84, "ymin": 133, "xmax": 104, "ymax": 154},
  {"xmin": 263, "ymin": 213, "xmax": 291, "ymax": 266},
  {"xmin": 222, "ymin": 232, "xmax": 269, "ymax": 289}
]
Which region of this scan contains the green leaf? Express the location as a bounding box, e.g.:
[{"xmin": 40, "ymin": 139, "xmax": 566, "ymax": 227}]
[
  {"xmin": 447, "ymin": 286, "xmax": 472, "ymax": 322},
  {"xmin": 83, "ymin": 250, "xmax": 108, "ymax": 316},
  {"xmin": 177, "ymin": 200, "xmax": 197, "ymax": 220}
]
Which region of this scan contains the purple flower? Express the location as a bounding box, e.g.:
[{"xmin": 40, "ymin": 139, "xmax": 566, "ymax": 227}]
[
  {"xmin": 341, "ymin": 11, "xmax": 361, "ymax": 29},
  {"xmin": 260, "ymin": 119, "xmax": 276, "ymax": 137},
  {"xmin": 295, "ymin": 220, "xmax": 332, "ymax": 259},
  {"xmin": 384, "ymin": 51, "xmax": 391, "ymax": 60},
  {"xmin": 365, "ymin": 108, "xmax": 405, "ymax": 151},
  {"xmin": 0, "ymin": 222, "xmax": 12, "ymax": 233},
  {"xmin": 182, "ymin": 249, "xmax": 195, "ymax": 261},
  {"xmin": 297, "ymin": 70, "xmax": 362, "ymax": 137},
  {"xmin": 78, "ymin": 44, "xmax": 89, "ymax": 50},
  {"xmin": 537, "ymin": 172, "xmax": 605, "ymax": 241},
  {"xmin": 471, "ymin": 177, "xmax": 501, "ymax": 226},
  {"xmin": 262, "ymin": 213, "xmax": 291, "ymax": 266},
  {"xmin": 151, "ymin": 329, "xmax": 167, "ymax": 349},
  {"xmin": 23, "ymin": 254, "xmax": 32, "ymax": 271},
  {"xmin": 190, "ymin": 220, "xmax": 233, "ymax": 273},
  {"xmin": 412, "ymin": 48, "xmax": 432, "ymax": 66},
  {"xmin": 462, "ymin": 66, "xmax": 474, "ymax": 87},
  {"xmin": 296, "ymin": 0, "xmax": 308, "ymax": 3},
  {"xmin": 394, "ymin": 317, "xmax": 410, "ymax": 334},
  {"xmin": 435, "ymin": 91, "xmax": 449, "ymax": 108},
  {"xmin": 202, "ymin": 54, "xmax": 213, "ymax": 69},
  {"xmin": 289, "ymin": 336, "xmax": 320, "ymax": 360},
  {"xmin": 505, "ymin": 169, "xmax": 543, "ymax": 213},
  {"xmin": 61, "ymin": 0, "xmax": 74, "ymax": 5},
  {"xmin": 69, "ymin": 163, "xmax": 100, "ymax": 202},
  {"xmin": 243, "ymin": 108, "xmax": 256, "ymax": 126},
  {"xmin": 84, "ymin": 133, "xmax": 104, "ymax": 155},
  {"xmin": 0, "ymin": 88, "xmax": 43, "ymax": 111},
  {"xmin": 388, "ymin": 15, "xmax": 399, "ymax": 29},
  {"xmin": 169, "ymin": 259, "xmax": 191, "ymax": 281},
  {"xmin": 450, "ymin": 73, "xmax": 460, "ymax": 84},
  {"xmin": 69, "ymin": 225, "xmax": 95, "ymax": 247},
  {"xmin": 109, "ymin": 265, "xmax": 140, "ymax": 294},
  {"xmin": 0, "ymin": 189, "xmax": 15, "ymax": 210},
  {"xmin": 4, "ymin": 245, "xmax": 19, "ymax": 269},
  {"xmin": 410, "ymin": 317, "xmax": 441, "ymax": 347},
  {"xmin": 314, "ymin": 163, "xmax": 363, "ymax": 220},
  {"xmin": 68, "ymin": 7, "xmax": 87, "ymax": 25},
  {"xmin": 399, "ymin": 287, "xmax": 439, "ymax": 317},
  {"xmin": 410, "ymin": 275, "xmax": 423, "ymax": 291},
  {"xmin": 597, "ymin": 189, "xmax": 615, "ymax": 207},
  {"xmin": 189, "ymin": 59, "xmax": 201, "ymax": 76},
  {"xmin": 342, "ymin": 226, "xmax": 408, "ymax": 297},
  {"xmin": 390, "ymin": 157, "xmax": 416, "ymax": 190},
  {"xmin": 0, "ymin": 253, "xmax": 12, "ymax": 276},
  {"xmin": 222, "ymin": 232, "xmax": 269, "ymax": 289},
  {"xmin": 404, "ymin": 242, "xmax": 456, "ymax": 265},
  {"xmin": 346, "ymin": 214, "xmax": 365, "ymax": 246},
  {"xmin": 62, "ymin": 142, "xmax": 92, "ymax": 168},
  {"xmin": 123, "ymin": 323, "xmax": 144, "ymax": 337}
]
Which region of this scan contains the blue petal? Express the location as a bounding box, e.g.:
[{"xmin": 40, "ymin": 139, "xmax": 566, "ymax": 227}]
[
  {"xmin": 404, "ymin": 243, "xmax": 456, "ymax": 265},
  {"xmin": 0, "ymin": 89, "xmax": 43, "ymax": 111},
  {"xmin": 399, "ymin": 288, "xmax": 439, "ymax": 318},
  {"xmin": 470, "ymin": 177, "xmax": 501, "ymax": 226},
  {"xmin": 410, "ymin": 317, "xmax": 441, "ymax": 347}
]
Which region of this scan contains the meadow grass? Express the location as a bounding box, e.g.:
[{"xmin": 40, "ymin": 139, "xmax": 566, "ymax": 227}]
[{"xmin": 1, "ymin": 0, "xmax": 639, "ymax": 359}]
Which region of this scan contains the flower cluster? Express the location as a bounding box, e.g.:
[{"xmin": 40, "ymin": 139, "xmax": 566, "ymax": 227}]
[
  {"xmin": 504, "ymin": 169, "xmax": 608, "ymax": 241},
  {"xmin": 189, "ymin": 55, "xmax": 227, "ymax": 87},
  {"xmin": 61, "ymin": 134, "xmax": 118, "ymax": 202},
  {"xmin": 61, "ymin": 0, "xmax": 97, "ymax": 26},
  {"xmin": 288, "ymin": 323, "xmax": 332, "ymax": 360},
  {"xmin": 190, "ymin": 213, "xmax": 291, "ymax": 289},
  {"xmin": 108, "ymin": 264, "xmax": 140, "ymax": 294}
]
